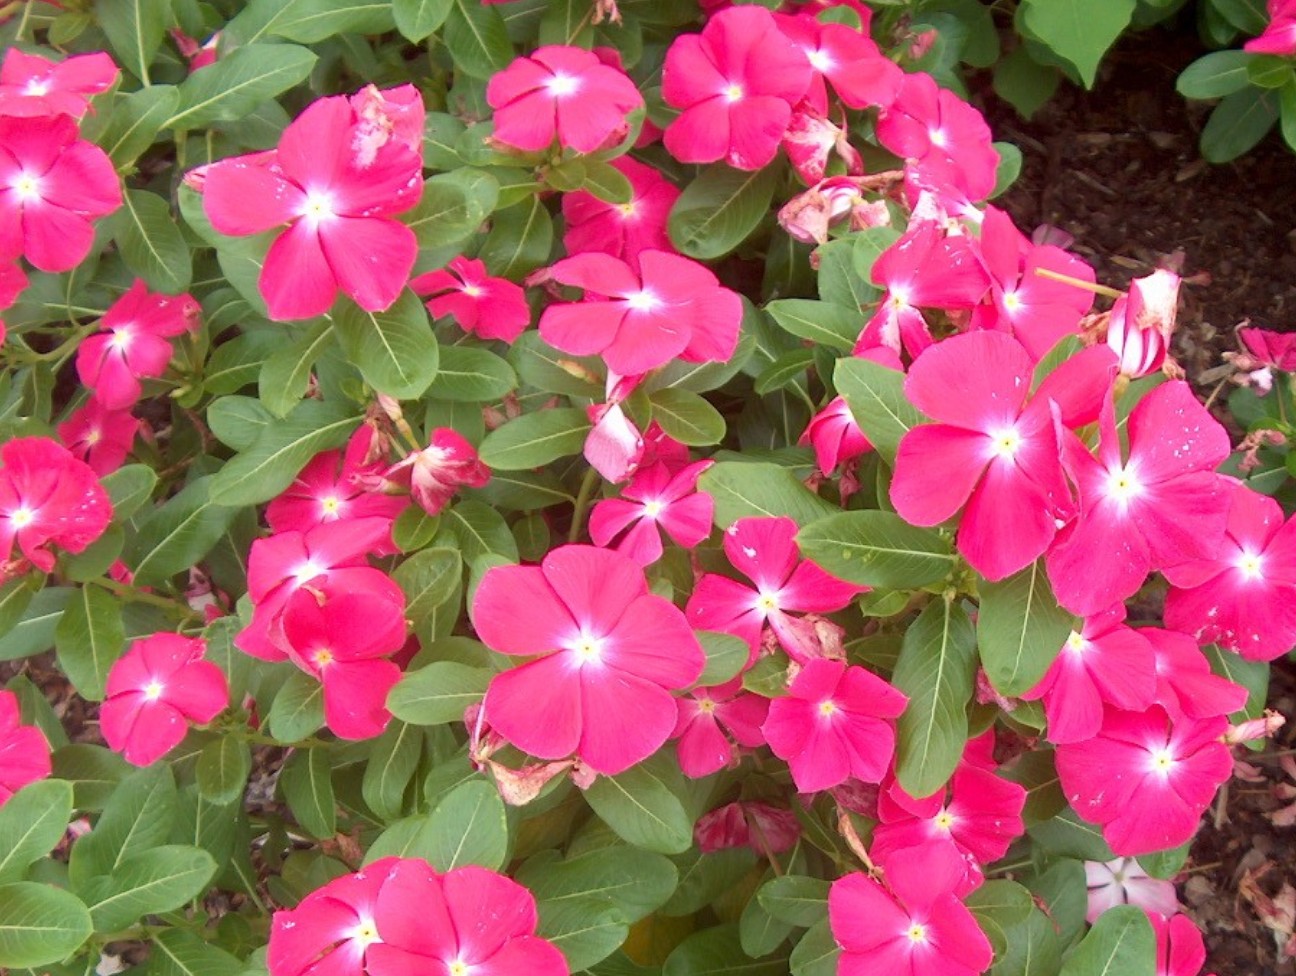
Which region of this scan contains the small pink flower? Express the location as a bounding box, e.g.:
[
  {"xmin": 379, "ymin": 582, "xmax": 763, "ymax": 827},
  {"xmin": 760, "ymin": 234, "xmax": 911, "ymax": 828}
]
[
  {"xmin": 1084, "ymin": 858, "xmax": 1178, "ymax": 924},
  {"xmin": 385, "ymin": 428, "xmax": 490, "ymax": 516},
  {"xmin": 762, "ymin": 658, "xmax": 906, "ymax": 793},
  {"xmin": 0, "ymin": 49, "xmax": 119, "ymax": 119},
  {"xmin": 75, "ymin": 280, "xmax": 200, "ymax": 410},
  {"xmin": 673, "ymin": 677, "xmax": 768, "ymax": 778},
  {"xmin": 269, "ymin": 859, "xmax": 389, "ymax": 976},
  {"xmin": 1148, "ymin": 912, "xmax": 1215, "ymax": 976},
  {"xmin": 57, "ymin": 397, "xmax": 139, "ymax": 476},
  {"xmin": 829, "ymin": 845, "xmax": 994, "ymax": 976},
  {"xmin": 487, "ymin": 46, "xmax": 643, "ymax": 154},
  {"xmin": 0, "ymin": 689, "xmax": 51, "ymax": 805},
  {"xmin": 1238, "ymin": 326, "xmax": 1296, "ymax": 371},
  {"xmin": 0, "ymin": 436, "xmax": 112, "ymax": 574},
  {"xmin": 100, "ymin": 634, "xmax": 229, "ymax": 766},
  {"xmin": 473, "ymin": 545, "xmax": 704, "ymax": 775},
  {"xmin": 562, "ymin": 157, "xmax": 679, "ymax": 266},
  {"xmin": 412, "ymin": 256, "xmax": 529, "ymax": 343},
  {"xmin": 589, "ymin": 459, "xmax": 714, "ymax": 565},
  {"xmin": 1246, "ymin": 1, "xmax": 1296, "ymax": 55},
  {"xmin": 773, "ymin": 12, "xmax": 902, "ymax": 114},
  {"xmin": 0, "ymin": 113, "xmax": 122, "ymax": 272}
]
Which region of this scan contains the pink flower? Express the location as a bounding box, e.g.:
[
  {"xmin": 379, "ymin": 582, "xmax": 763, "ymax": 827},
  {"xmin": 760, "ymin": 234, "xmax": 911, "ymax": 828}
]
[
  {"xmin": 473, "ymin": 545, "xmax": 704, "ymax": 775},
  {"xmin": 876, "ymin": 72, "xmax": 1000, "ymax": 201},
  {"xmin": 562, "ymin": 157, "xmax": 679, "ymax": 266},
  {"xmin": 537, "ymin": 250, "xmax": 742, "ymax": 375},
  {"xmin": 348, "ymin": 84, "xmax": 424, "ymax": 165},
  {"xmin": 801, "ymin": 396, "xmax": 870, "ymax": 477},
  {"xmin": 1046, "ymin": 381, "xmax": 1232, "ymax": 616},
  {"xmin": 777, "ymin": 175, "xmax": 890, "ymax": 245},
  {"xmin": 269, "ymin": 859, "xmax": 389, "ymax": 976},
  {"xmin": 100, "ymin": 634, "xmax": 229, "ymax": 766},
  {"xmin": 1149, "ymin": 912, "xmax": 1215, "ymax": 976},
  {"xmin": 694, "ymin": 800, "xmax": 800, "ymax": 856},
  {"xmin": 1020, "ymin": 606, "xmax": 1158, "ymax": 745},
  {"xmin": 280, "ymin": 585, "xmax": 406, "ymax": 740},
  {"xmin": 366, "ymin": 860, "xmax": 568, "ymax": 976},
  {"xmin": 1105, "ymin": 269, "xmax": 1182, "ymax": 378},
  {"xmin": 1239, "ymin": 326, "xmax": 1296, "ymax": 370},
  {"xmin": 589, "ymin": 459, "xmax": 714, "ymax": 565},
  {"xmin": 266, "ymin": 427, "xmax": 408, "ymax": 540},
  {"xmin": 384, "ymin": 427, "xmax": 490, "ymax": 516},
  {"xmin": 0, "ymin": 114, "xmax": 121, "ymax": 272},
  {"xmin": 969, "ymin": 206, "xmax": 1097, "ymax": 360},
  {"xmin": 0, "ymin": 49, "xmax": 119, "ymax": 119},
  {"xmin": 762, "ymin": 658, "xmax": 906, "ymax": 792},
  {"xmin": 829, "ymin": 845, "xmax": 994, "ymax": 976},
  {"xmin": 890, "ymin": 332, "xmax": 1115, "ymax": 582},
  {"xmin": 662, "ymin": 5, "xmax": 813, "ymax": 170},
  {"xmin": 1144, "ymin": 627, "xmax": 1248, "ymax": 723},
  {"xmin": 673, "ymin": 677, "xmax": 768, "ymax": 778},
  {"xmin": 1055, "ymin": 705, "xmax": 1233, "ymax": 856},
  {"xmin": 0, "ymin": 259, "xmax": 25, "ymax": 344},
  {"xmin": 0, "ymin": 689, "xmax": 51, "ymax": 806},
  {"xmin": 1163, "ymin": 484, "xmax": 1296, "ymax": 661},
  {"xmin": 57, "ymin": 397, "xmax": 139, "ymax": 475},
  {"xmin": 201, "ymin": 92, "xmax": 423, "ymax": 320},
  {"xmin": 686, "ymin": 516, "xmax": 864, "ymax": 661},
  {"xmin": 486, "ymin": 46, "xmax": 642, "ymax": 153},
  {"xmin": 1085, "ymin": 858, "xmax": 1178, "ymax": 924},
  {"xmin": 412, "ymin": 256, "xmax": 530, "ymax": 343},
  {"xmin": 773, "ymin": 12, "xmax": 902, "ymax": 114},
  {"xmin": 1246, "ymin": 1, "xmax": 1296, "ymax": 55},
  {"xmin": 75, "ymin": 280, "xmax": 200, "ymax": 410},
  {"xmin": 0, "ymin": 436, "xmax": 112, "ymax": 574}
]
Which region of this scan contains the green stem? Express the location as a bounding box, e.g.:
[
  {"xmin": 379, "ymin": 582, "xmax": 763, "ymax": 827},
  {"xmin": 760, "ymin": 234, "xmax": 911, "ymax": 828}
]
[
  {"xmin": 85, "ymin": 576, "xmax": 200, "ymax": 622},
  {"xmin": 568, "ymin": 467, "xmax": 601, "ymax": 543}
]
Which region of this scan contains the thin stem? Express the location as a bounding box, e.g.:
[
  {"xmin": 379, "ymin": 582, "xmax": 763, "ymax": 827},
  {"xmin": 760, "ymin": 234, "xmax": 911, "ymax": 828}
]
[
  {"xmin": 568, "ymin": 467, "xmax": 600, "ymax": 543},
  {"xmin": 1033, "ymin": 267, "xmax": 1126, "ymax": 300},
  {"xmin": 85, "ymin": 576, "xmax": 200, "ymax": 622}
]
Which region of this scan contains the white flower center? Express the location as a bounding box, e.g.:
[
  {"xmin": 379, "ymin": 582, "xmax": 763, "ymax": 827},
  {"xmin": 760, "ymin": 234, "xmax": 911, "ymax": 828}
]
[
  {"xmin": 642, "ymin": 499, "xmax": 664, "ymax": 519},
  {"xmin": 1065, "ymin": 631, "xmax": 1087, "ymax": 654},
  {"xmin": 987, "ymin": 426, "xmax": 1022, "ymax": 461},
  {"xmin": 929, "ymin": 128, "xmax": 948, "ymax": 148},
  {"xmin": 23, "ymin": 78, "xmax": 51, "ymax": 96},
  {"xmin": 906, "ymin": 922, "xmax": 928, "ymax": 943},
  {"xmin": 546, "ymin": 73, "xmax": 580, "ymax": 97},
  {"xmin": 934, "ymin": 809, "xmax": 955, "ymax": 831},
  {"xmin": 143, "ymin": 681, "xmax": 165, "ymax": 701},
  {"xmin": 448, "ymin": 961, "xmax": 471, "ymax": 976},
  {"xmin": 292, "ymin": 559, "xmax": 324, "ymax": 584},
  {"xmin": 755, "ymin": 591, "xmax": 779, "ymax": 613},
  {"xmin": 723, "ymin": 83, "xmax": 744, "ymax": 103},
  {"xmin": 1003, "ymin": 291, "xmax": 1022, "ymax": 312},
  {"xmin": 319, "ymin": 495, "xmax": 342, "ymax": 517},
  {"xmin": 697, "ymin": 698, "xmax": 717, "ymax": 714},
  {"xmin": 625, "ymin": 289, "xmax": 660, "ymax": 312},
  {"xmin": 1235, "ymin": 550, "xmax": 1265, "ymax": 581},
  {"xmin": 806, "ymin": 49, "xmax": 834, "ymax": 73},
  {"xmin": 1104, "ymin": 465, "xmax": 1143, "ymax": 503},
  {"xmin": 349, "ymin": 917, "xmax": 381, "ymax": 950},
  {"xmin": 10, "ymin": 171, "xmax": 42, "ymax": 201},
  {"xmin": 312, "ymin": 647, "xmax": 335, "ymax": 669},
  {"xmin": 9, "ymin": 506, "xmax": 34, "ymax": 528},
  {"xmin": 109, "ymin": 328, "xmax": 133, "ymax": 351},
  {"xmin": 618, "ymin": 201, "xmax": 638, "ymax": 219},
  {"xmin": 818, "ymin": 700, "xmax": 837, "ymax": 719},
  {"xmin": 461, "ymin": 283, "xmax": 484, "ymax": 298},
  {"xmin": 300, "ymin": 190, "xmax": 337, "ymax": 224},
  {"xmin": 569, "ymin": 632, "xmax": 604, "ymax": 665},
  {"xmin": 1149, "ymin": 747, "xmax": 1175, "ymax": 774}
]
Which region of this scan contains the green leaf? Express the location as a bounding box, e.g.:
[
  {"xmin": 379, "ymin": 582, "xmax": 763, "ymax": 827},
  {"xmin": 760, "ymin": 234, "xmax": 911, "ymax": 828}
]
[
  {"xmin": 0, "ymin": 883, "xmax": 92, "ymax": 968},
  {"xmin": 395, "ymin": 547, "xmax": 462, "ymax": 629},
  {"xmin": 758, "ymin": 875, "xmax": 830, "ymax": 927},
  {"xmin": 797, "ymin": 511, "xmax": 955, "ymax": 589},
  {"xmin": 478, "ymin": 408, "xmax": 590, "ymax": 470},
  {"xmin": 991, "ymin": 141, "xmax": 1023, "ymax": 198},
  {"xmin": 520, "ymin": 846, "xmax": 679, "ymax": 924},
  {"xmin": 1200, "ymin": 88, "xmax": 1279, "ymax": 163},
  {"xmin": 260, "ymin": 319, "xmax": 332, "ymax": 418},
  {"xmin": 664, "ymin": 925, "xmax": 787, "ymax": 976},
  {"xmin": 70, "ymin": 764, "xmax": 177, "ymax": 884},
  {"xmin": 582, "ymin": 160, "xmax": 635, "ymax": 205},
  {"xmin": 84, "ymin": 86, "xmax": 181, "ymax": 170},
  {"xmin": 80, "ymin": 846, "xmax": 216, "ymax": 932},
  {"xmin": 0, "ymin": 781, "xmax": 74, "ymax": 884},
  {"xmin": 146, "ymin": 929, "xmax": 243, "ymax": 976},
  {"xmin": 388, "ymin": 661, "xmax": 490, "ymax": 726},
  {"xmin": 93, "ymin": 0, "xmax": 169, "ymax": 84},
  {"xmin": 426, "ymin": 779, "xmax": 508, "ymax": 871},
  {"xmin": 196, "ymin": 737, "xmax": 251, "ymax": 806},
  {"xmin": 279, "ymin": 748, "xmax": 335, "ymax": 839},
  {"xmin": 993, "ymin": 46, "xmax": 1060, "ymax": 119},
  {"xmin": 695, "ymin": 631, "xmax": 748, "ymax": 687},
  {"xmin": 754, "ymin": 349, "xmax": 814, "ymax": 396},
  {"xmin": 267, "ymin": 670, "xmax": 325, "ymax": 743},
  {"xmin": 407, "ymin": 170, "xmax": 500, "ymax": 248},
  {"xmin": 764, "ymin": 299, "xmax": 862, "ymax": 352},
  {"xmin": 333, "ymin": 292, "xmax": 440, "ymax": 400},
  {"xmin": 432, "ymin": 346, "xmax": 518, "ymax": 402},
  {"xmin": 1016, "ymin": 0, "xmax": 1135, "ymax": 87},
  {"xmin": 0, "ymin": 579, "xmax": 34, "ymax": 643},
  {"xmin": 584, "ymin": 757, "xmax": 694, "ymax": 855},
  {"xmin": 509, "ymin": 332, "xmax": 603, "ymax": 397},
  {"xmin": 966, "ymin": 879, "xmax": 1034, "ymax": 928},
  {"xmin": 54, "ymin": 585, "xmax": 126, "ymax": 701},
  {"xmin": 100, "ymin": 464, "xmax": 157, "ymax": 521},
  {"xmin": 741, "ymin": 881, "xmax": 795, "ymax": 958},
  {"xmin": 1281, "ymin": 78, "xmax": 1296, "ymax": 151},
  {"xmin": 978, "ymin": 560, "xmax": 1077, "ymax": 697},
  {"xmin": 445, "ymin": 501, "xmax": 518, "ymax": 562},
  {"xmin": 699, "ymin": 462, "xmax": 838, "ymax": 529},
  {"xmin": 532, "ymin": 898, "xmax": 625, "ymax": 971},
  {"xmin": 209, "ymin": 399, "xmax": 359, "ymax": 507},
  {"xmin": 479, "ymin": 197, "xmax": 554, "ymax": 279},
  {"xmin": 208, "ymin": 396, "xmax": 274, "ymax": 451},
  {"xmin": 789, "ymin": 919, "xmax": 838, "ymax": 976},
  {"xmin": 1029, "ymin": 808, "xmax": 1115, "ymax": 862},
  {"xmin": 833, "ymin": 356, "xmax": 922, "ymax": 466},
  {"xmin": 892, "ymin": 597, "xmax": 978, "ymax": 798},
  {"xmin": 668, "ymin": 164, "xmax": 779, "ymax": 260},
  {"xmin": 51, "ymin": 744, "xmax": 130, "ymax": 813},
  {"xmin": 127, "ymin": 477, "xmax": 238, "ymax": 586},
  {"xmin": 442, "ymin": 0, "xmax": 513, "ymax": 79},
  {"xmin": 649, "ymin": 388, "xmax": 726, "ymax": 446},
  {"xmin": 394, "ymin": 0, "xmax": 452, "ymax": 40},
  {"xmin": 1204, "ymin": 644, "xmax": 1270, "ymax": 724},
  {"xmin": 0, "ymin": 587, "xmax": 70, "ymax": 662},
  {"xmin": 222, "ymin": 0, "xmax": 395, "ymax": 45},
  {"xmin": 108, "ymin": 190, "xmax": 191, "ymax": 294},
  {"xmin": 1211, "ymin": 0, "xmax": 1268, "ymax": 33},
  {"xmin": 165, "ymin": 44, "xmax": 318, "ymax": 130},
  {"xmin": 991, "ymin": 908, "xmax": 1062, "ymax": 976},
  {"xmin": 1058, "ymin": 905, "xmax": 1155, "ymax": 976},
  {"xmin": 1177, "ymin": 50, "xmax": 1258, "ymax": 99},
  {"xmin": 362, "ymin": 721, "xmax": 422, "ymax": 822}
]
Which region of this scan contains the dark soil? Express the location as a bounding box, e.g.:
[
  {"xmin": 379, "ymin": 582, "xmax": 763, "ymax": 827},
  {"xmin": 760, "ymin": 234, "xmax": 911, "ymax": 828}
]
[{"xmin": 989, "ymin": 32, "xmax": 1296, "ymax": 976}]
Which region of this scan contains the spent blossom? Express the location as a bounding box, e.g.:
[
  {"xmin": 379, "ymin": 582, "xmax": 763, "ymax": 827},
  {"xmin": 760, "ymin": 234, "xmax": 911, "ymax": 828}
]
[{"xmin": 384, "ymin": 427, "xmax": 490, "ymax": 516}]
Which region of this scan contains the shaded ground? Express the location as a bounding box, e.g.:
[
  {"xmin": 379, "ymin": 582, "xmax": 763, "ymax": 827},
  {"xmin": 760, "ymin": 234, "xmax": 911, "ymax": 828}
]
[{"xmin": 989, "ymin": 32, "xmax": 1296, "ymax": 975}]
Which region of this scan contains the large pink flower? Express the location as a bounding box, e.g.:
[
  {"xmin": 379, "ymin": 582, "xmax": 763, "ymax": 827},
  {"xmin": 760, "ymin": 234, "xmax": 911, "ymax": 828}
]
[
  {"xmin": 269, "ymin": 859, "xmax": 389, "ymax": 976},
  {"xmin": 661, "ymin": 5, "xmax": 813, "ymax": 170},
  {"xmin": 202, "ymin": 93, "xmax": 422, "ymax": 320},
  {"xmin": 773, "ymin": 12, "xmax": 902, "ymax": 114},
  {"xmin": 0, "ymin": 436, "xmax": 112, "ymax": 574},
  {"xmin": 487, "ymin": 46, "xmax": 643, "ymax": 154},
  {"xmin": 0, "ymin": 49, "xmax": 119, "ymax": 119},
  {"xmin": 537, "ymin": 249, "xmax": 741, "ymax": 375},
  {"xmin": 0, "ymin": 113, "xmax": 121, "ymax": 272},
  {"xmin": 762, "ymin": 658, "xmax": 906, "ymax": 793},
  {"xmin": 0, "ymin": 689, "xmax": 51, "ymax": 806},
  {"xmin": 473, "ymin": 545, "xmax": 704, "ymax": 775},
  {"xmin": 829, "ymin": 845, "xmax": 993, "ymax": 976},
  {"xmin": 1163, "ymin": 484, "xmax": 1296, "ymax": 661},
  {"xmin": 100, "ymin": 634, "xmax": 229, "ymax": 766}
]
